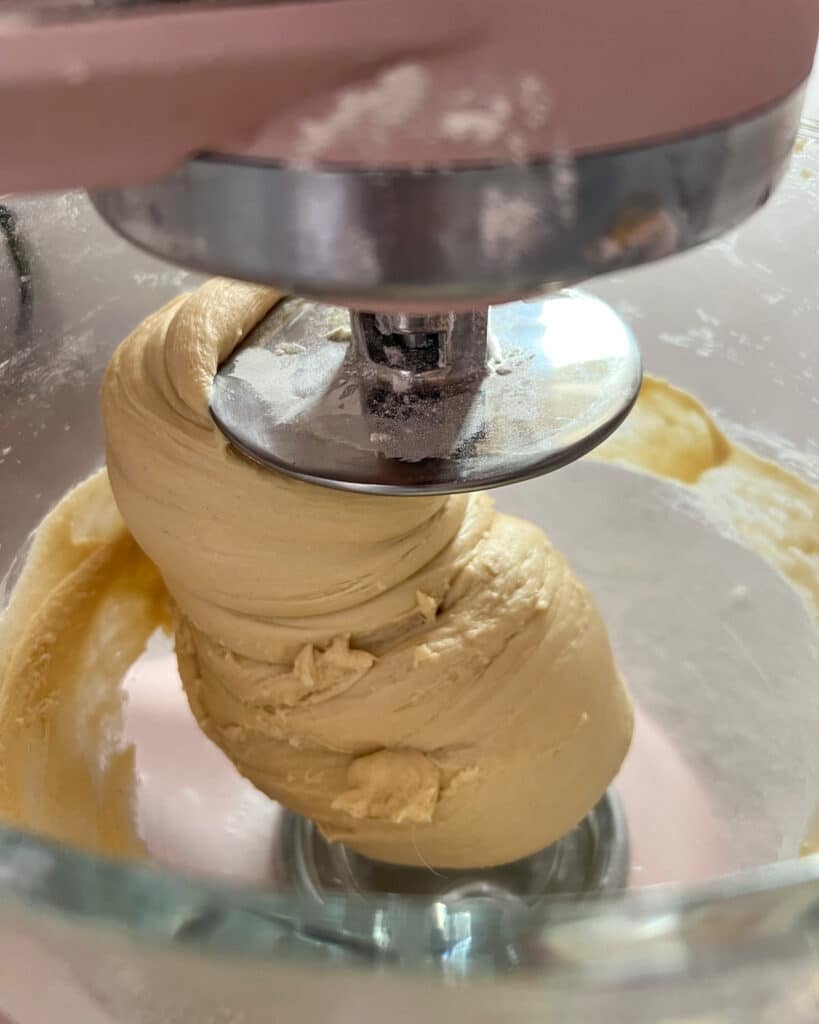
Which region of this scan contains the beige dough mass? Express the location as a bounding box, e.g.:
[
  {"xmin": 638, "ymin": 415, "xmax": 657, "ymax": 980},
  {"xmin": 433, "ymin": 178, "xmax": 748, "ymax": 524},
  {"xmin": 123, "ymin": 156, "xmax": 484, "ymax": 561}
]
[
  {"xmin": 1, "ymin": 281, "xmax": 815, "ymax": 868},
  {"xmin": 100, "ymin": 279, "xmax": 633, "ymax": 868}
]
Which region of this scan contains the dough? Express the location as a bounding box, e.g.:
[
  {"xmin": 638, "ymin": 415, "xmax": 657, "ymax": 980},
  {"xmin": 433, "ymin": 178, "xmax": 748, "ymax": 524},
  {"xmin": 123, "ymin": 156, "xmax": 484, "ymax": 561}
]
[
  {"xmin": 99, "ymin": 279, "xmax": 633, "ymax": 868},
  {"xmin": 2, "ymin": 282, "xmax": 813, "ymax": 868},
  {"xmin": 0, "ymin": 470, "xmax": 167, "ymax": 858}
]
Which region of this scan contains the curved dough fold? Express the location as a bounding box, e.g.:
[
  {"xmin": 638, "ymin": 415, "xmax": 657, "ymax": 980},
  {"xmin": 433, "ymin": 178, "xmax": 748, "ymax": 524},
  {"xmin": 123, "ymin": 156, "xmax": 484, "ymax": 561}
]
[{"xmin": 99, "ymin": 279, "xmax": 633, "ymax": 868}]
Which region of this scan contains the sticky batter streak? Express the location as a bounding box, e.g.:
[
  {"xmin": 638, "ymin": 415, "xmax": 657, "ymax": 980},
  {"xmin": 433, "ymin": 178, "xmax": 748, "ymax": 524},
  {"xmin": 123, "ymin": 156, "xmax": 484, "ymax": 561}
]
[{"xmin": 0, "ymin": 280, "xmax": 815, "ymax": 868}]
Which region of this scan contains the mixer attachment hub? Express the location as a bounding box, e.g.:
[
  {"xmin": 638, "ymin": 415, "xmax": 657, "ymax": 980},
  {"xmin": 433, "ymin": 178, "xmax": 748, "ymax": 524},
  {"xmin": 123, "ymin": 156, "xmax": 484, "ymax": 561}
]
[
  {"xmin": 353, "ymin": 311, "xmax": 487, "ymax": 389},
  {"xmin": 209, "ymin": 292, "xmax": 642, "ymax": 495}
]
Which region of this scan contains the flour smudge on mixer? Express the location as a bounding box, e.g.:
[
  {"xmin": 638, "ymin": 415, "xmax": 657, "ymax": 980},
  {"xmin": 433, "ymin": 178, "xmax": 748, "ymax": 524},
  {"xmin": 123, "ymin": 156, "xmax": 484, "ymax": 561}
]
[{"xmin": 292, "ymin": 64, "xmax": 429, "ymax": 165}]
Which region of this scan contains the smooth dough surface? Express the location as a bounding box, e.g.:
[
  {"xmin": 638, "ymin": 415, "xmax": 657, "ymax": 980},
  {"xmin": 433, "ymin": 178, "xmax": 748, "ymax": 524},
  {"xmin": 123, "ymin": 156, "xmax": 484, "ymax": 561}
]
[{"xmin": 98, "ymin": 279, "xmax": 633, "ymax": 868}]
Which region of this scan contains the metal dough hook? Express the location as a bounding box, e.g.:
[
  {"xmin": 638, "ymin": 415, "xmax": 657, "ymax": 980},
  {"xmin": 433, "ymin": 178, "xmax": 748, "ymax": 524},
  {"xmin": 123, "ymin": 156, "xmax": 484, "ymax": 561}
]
[{"xmin": 209, "ymin": 291, "xmax": 642, "ymax": 495}]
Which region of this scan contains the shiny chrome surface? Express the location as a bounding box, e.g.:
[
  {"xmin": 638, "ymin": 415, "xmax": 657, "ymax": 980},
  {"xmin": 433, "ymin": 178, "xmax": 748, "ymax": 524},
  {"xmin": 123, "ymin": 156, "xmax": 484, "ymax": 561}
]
[
  {"xmin": 91, "ymin": 87, "xmax": 805, "ymax": 308},
  {"xmin": 352, "ymin": 309, "xmax": 488, "ymax": 388},
  {"xmin": 209, "ymin": 293, "xmax": 642, "ymax": 493},
  {"xmin": 280, "ymin": 791, "xmax": 629, "ymax": 903}
]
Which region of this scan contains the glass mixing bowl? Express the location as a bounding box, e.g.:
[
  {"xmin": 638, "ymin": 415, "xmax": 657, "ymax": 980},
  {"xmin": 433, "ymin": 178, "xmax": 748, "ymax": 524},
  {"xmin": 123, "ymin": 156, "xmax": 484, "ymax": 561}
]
[{"xmin": 0, "ymin": 98, "xmax": 817, "ymax": 1024}]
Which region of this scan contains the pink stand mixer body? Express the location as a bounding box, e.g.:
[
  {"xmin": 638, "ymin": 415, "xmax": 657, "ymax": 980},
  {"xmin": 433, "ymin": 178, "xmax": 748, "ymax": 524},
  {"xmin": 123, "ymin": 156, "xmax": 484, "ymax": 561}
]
[{"xmin": 0, "ymin": 0, "xmax": 815, "ymax": 191}]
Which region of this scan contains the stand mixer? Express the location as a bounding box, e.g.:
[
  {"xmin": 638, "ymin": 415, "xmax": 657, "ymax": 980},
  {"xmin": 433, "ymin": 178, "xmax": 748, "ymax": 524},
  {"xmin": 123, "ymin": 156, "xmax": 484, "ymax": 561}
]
[
  {"xmin": 3, "ymin": 0, "xmax": 816, "ymax": 491},
  {"xmin": 1, "ymin": 2, "xmax": 819, "ymax": 1022}
]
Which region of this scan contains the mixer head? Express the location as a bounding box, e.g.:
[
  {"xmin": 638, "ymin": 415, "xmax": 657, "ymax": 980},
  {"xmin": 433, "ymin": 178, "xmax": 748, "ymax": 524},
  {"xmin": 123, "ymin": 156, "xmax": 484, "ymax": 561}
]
[{"xmin": 2, "ymin": 0, "xmax": 816, "ymax": 493}]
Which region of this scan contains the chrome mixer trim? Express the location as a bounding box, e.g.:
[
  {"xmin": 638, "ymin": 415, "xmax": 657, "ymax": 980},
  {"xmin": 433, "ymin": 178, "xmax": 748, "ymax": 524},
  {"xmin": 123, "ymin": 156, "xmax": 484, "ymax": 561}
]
[{"xmin": 90, "ymin": 85, "xmax": 805, "ymax": 307}]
